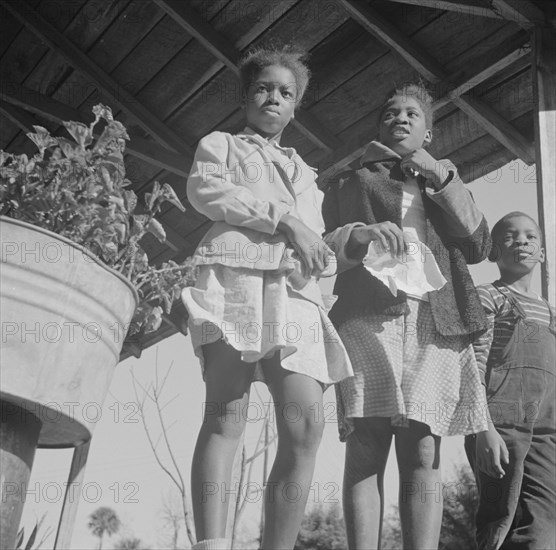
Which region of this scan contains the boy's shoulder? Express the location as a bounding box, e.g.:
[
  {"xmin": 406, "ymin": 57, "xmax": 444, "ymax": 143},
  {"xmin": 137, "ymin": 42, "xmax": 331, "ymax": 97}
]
[{"xmin": 476, "ymin": 282, "xmax": 508, "ymax": 312}]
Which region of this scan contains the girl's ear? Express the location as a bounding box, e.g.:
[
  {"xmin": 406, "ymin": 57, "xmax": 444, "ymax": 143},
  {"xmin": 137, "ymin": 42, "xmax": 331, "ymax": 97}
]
[
  {"xmin": 423, "ymin": 129, "xmax": 432, "ymax": 146},
  {"xmin": 540, "ymin": 247, "xmax": 546, "ymax": 263}
]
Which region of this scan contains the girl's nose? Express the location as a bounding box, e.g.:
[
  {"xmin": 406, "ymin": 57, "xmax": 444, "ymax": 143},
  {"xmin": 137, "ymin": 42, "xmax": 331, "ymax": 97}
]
[{"xmin": 267, "ymin": 88, "xmax": 280, "ymax": 103}]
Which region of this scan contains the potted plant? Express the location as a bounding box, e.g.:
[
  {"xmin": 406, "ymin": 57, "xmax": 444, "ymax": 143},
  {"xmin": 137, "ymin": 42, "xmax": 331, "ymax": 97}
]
[{"xmin": 0, "ymin": 105, "xmax": 195, "ymax": 548}]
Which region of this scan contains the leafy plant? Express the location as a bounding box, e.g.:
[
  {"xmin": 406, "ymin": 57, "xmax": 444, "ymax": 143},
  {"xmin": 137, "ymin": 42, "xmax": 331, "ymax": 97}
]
[{"xmin": 0, "ymin": 104, "xmax": 195, "ymax": 336}]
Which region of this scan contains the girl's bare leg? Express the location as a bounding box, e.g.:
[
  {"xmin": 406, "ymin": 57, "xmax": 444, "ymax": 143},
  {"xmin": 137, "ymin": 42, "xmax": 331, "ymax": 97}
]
[
  {"xmin": 395, "ymin": 420, "xmax": 442, "ymax": 550},
  {"xmin": 191, "ymin": 339, "xmax": 255, "ymax": 541},
  {"xmin": 260, "ymin": 356, "xmax": 325, "ymax": 550},
  {"xmin": 343, "ymin": 417, "xmax": 393, "ymax": 549}
]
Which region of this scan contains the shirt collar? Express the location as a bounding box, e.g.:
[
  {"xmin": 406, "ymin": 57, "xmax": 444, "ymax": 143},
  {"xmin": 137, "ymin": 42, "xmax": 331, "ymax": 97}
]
[
  {"xmin": 359, "ymin": 141, "xmax": 401, "ymax": 166},
  {"xmin": 237, "ymin": 126, "xmax": 297, "ymax": 159}
]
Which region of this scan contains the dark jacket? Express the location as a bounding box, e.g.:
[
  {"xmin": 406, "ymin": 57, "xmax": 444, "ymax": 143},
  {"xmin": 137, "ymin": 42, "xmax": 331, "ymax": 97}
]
[{"xmin": 322, "ymin": 142, "xmax": 491, "ymax": 337}]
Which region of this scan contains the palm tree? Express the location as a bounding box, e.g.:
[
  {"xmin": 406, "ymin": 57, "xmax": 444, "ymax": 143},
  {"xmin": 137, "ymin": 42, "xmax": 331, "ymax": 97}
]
[{"xmin": 87, "ymin": 506, "xmax": 121, "ymax": 550}]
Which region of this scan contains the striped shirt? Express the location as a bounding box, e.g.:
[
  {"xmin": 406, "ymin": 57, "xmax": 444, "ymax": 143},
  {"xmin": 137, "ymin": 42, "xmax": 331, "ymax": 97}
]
[{"xmin": 473, "ymin": 282, "xmax": 554, "ymax": 385}]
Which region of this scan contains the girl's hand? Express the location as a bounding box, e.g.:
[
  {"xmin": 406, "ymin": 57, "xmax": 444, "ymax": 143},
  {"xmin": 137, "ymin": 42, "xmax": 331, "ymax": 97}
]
[
  {"xmin": 401, "ymin": 149, "xmax": 451, "ymax": 190},
  {"xmin": 349, "ymin": 222, "xmax": 405, "ymax": 259},
  {"xmin": 475, "ymin": 424, "xmax": 509, "ymax": 479},
  {"xmin": 278, "ymin": 215, "xmax": 333, "ymax": 278}
]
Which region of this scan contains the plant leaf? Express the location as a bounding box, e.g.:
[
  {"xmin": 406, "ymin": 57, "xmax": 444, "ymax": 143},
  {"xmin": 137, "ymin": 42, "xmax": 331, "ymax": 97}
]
[
  {"xmin": 160, "ymin": 182, "xmax": 186, "ymax": 212},
  {"xmin": 147, "ymin": 218, "xmax": 166, "ymax": 242},
  {"xmin": 63, "ymin": 121, "xmax": 93, "ymax": 149}
]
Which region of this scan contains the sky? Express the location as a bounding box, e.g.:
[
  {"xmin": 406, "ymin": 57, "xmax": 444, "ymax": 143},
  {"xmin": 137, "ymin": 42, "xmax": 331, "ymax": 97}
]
[{"xmin": 18, "ymin": 159, "xmax": 544, "ymax": 549}]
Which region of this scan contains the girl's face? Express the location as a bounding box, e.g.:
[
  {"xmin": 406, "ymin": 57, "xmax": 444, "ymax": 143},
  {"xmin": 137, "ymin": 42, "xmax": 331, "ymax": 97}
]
[
  {"xmin": 494, "ymin": 216, "xmax": 545, "ymax": 276},
  {"xmin": 243, "ymin": 65, "xmax": 297, "ymax": 140},
  {"xmin": 379, "ymin": 95, "xmax": 432, "ymax": 155}
]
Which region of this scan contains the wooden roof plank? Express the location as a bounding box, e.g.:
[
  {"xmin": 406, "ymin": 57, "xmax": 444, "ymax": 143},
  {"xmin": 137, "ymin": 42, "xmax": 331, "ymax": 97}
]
[
  {"xmin": 338, "ymin": 0, "xmax": 446, "ymax": 82},
  {"xmin": 155, "ymin": 0, "xmax": 341, "ymax": 152},
  {"xmin": 383, "ymin": 0, "xmax": 503, "ymax": 19},
  {"xmin": 490, "ymin": 0, "xmax": 547, "ymax": 29},
  {"xmin": 22, "ymin": 0, "xmax": 132, "ymax": 99},
  {"xmin": 434, "ymin": 31, "xmax": 531, "ymax": 110},
  {"xmin": 2, "ymin": 0, "xmax": 192, "ymax": 155},
  {"xmin": 151, "ymin": 0, "xmax": 240, "ymax": 71}
]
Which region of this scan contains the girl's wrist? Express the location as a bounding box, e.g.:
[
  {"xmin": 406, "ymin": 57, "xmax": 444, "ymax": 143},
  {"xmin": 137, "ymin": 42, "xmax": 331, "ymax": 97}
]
[{"xmin": 277, "ymin": 213, "xmax": 298, "ymax": 238}]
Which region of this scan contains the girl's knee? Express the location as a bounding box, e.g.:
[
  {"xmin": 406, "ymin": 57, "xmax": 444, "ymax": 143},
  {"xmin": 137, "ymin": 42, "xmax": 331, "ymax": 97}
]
[
  {"xmin": 201, "ymin": 402, "xmax": 247, "ymax": 441},
  {"xmin": 280, "ymin": 413, "xmax": 324, "ymax": 456},
  {"xmin": 397, "ymin": 433, "xmax": 441, "ymax": 471}
]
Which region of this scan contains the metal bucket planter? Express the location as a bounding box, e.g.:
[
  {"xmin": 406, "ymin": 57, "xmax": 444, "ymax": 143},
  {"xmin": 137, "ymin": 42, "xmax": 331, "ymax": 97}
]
[{"xmin": 0, "ymin": 216, "xmax": 138, "ymax": 548}]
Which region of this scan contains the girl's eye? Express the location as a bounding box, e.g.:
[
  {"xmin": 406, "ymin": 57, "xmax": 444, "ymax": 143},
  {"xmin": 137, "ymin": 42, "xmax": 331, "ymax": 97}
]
[{"xmin": 408, "ymin": 111, "xmax": 419, "ymax": 117}]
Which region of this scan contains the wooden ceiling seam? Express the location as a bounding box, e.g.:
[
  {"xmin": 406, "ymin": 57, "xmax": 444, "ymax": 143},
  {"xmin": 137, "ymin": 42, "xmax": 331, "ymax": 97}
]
[
  {"xmin": 2, "ymin": 0, "xmax": 194, "ymax": 157},
  {"xmin": 152, "ymin": 0, "xmax": 342, "ymax": 153},
  {"xmin": 329, "ymin": 0, "xmax": 535, "ymax": 170},
  {"xmin": 489, "ymin": 0, "xmax": 548, "ymax": 29}
]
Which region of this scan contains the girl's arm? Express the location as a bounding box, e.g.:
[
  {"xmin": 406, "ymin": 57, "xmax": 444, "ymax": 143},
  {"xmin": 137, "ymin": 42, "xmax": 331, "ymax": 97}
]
[
  {"xmin": 187, "ymin": 132, "xmax": 290, "ymax": 235},
  {"xmin": 473, "ymin": 285, "xmax": 509, "ymax": 478}
]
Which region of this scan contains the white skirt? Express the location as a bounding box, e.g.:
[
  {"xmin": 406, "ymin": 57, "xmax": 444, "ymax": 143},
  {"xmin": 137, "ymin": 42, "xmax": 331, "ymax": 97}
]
[{"xmin": 182, "ymin": 264, "xmax": 353, "ymax": 385}]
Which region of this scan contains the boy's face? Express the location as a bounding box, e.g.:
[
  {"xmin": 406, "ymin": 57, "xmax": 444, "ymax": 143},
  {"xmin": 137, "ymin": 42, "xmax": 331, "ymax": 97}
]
[
  {"xmin": 494, "ymin": 216, "xmax": 545, "ymax": 275},
  {"xmin": 379, "ymin": 95, "xmax": 432, "ymax": 156},
  {"xmin": 243, "ymin": 65, "xmax": 297, "ymax": 139}
]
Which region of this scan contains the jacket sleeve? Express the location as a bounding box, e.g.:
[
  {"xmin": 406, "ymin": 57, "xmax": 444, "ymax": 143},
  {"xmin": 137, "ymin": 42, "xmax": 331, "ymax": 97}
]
[
  {"xmin": 186, "ymin": 132, "xmax": 291, "ymax": 235},
  {"xmin": 425, "ymin": 160, "xmax": 491, "ymax": 264},
  {"xmin": 322, "ymin": 179, "xmax": 367, "ymax": 273}
]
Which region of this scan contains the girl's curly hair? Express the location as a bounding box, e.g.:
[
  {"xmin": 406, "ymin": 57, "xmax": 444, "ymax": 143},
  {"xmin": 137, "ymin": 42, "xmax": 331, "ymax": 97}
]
[
  {"xmin": 378, "ymin": 81, "xmax": 434, "ymax": 129},
  {"xmin": 238, "ymin": 45, "xmax": 311, "ymax": 107}
]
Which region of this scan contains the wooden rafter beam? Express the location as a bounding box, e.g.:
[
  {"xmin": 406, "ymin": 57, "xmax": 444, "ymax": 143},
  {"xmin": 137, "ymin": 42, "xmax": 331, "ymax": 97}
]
[
  {"xmin": 0, "ymin": 86, "xmax": 191, "ymax": 177},
  {"xmin": 2, "ymin": 0, "xmax": 193, "ymax": 155},
  {"xmin": 383, "ymin": 0, "xmax": 504, "ymax": 19},
  {"xmin": 489, "ymin": 0, "xmax": 547, "ymax": 29},
  {"xmin": 434, "ymin": 31, "xmax": 531, "ymax": 109},
  {"xmin": 532, "ymin": 27, "xmax": 556, "ymax": 302},
  {"xmin": 152, "ymin": 0, "xmax": 341, "ymax": 153},
  {"xmin": 334, "ymin": 0, "xmax": 535, "ymax": 164}
]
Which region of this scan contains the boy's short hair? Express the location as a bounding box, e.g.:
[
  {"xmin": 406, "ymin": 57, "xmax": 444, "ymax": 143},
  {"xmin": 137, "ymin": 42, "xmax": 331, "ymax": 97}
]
[
  {"xmin": 489, "ymin": 211, "xmax": 543, "ymax": 261},
  {"xmin": 378, "ymin": 82, "xmax": 434, "ymax": 129},
  {"xmin": 238, "ymin": 46, "xmax": 311, "ymax": 106}
]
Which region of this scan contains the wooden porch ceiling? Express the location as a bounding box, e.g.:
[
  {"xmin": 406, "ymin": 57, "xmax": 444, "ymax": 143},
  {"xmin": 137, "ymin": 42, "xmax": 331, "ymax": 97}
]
[{"xmin": 0, "ymin": 0, "xmax": 554, "ymax": 355}]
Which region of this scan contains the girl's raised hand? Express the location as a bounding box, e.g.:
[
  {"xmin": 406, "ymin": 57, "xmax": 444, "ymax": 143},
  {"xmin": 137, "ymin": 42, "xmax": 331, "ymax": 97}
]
[
  {"xmin": 475, "ymin": 424, "xmax": 509, "ymax": 479},
  {"xmin": 350, "ymin": 222, "xmax": 405, "ymax": 259},
  {"xmin": 278, "ymin": 214, "xmax": 333, "ymax": 278},
  {"xmin": 401, "ymin": 149, "xmax": 451, "ymax": 190}
]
